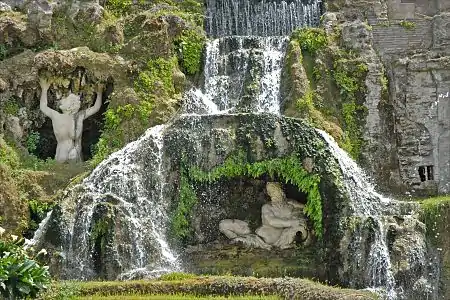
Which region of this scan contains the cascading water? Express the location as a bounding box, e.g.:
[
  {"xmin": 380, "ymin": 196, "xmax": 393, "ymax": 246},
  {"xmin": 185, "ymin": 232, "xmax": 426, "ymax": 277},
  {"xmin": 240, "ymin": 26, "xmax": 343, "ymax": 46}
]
[
  {"xmin": 29, "ymin": 1, "xmax": 439, "ymax": 298},
  {"xmin": 318, "ymin": 130, "xmax": 438, "ymax": 300},
  {"xmin": 185, "ymin": 0, "xmax": 323, "ymax": 115},
  {"xmin": 31, "ymin": 125, "xmax": 180, "ymax": 280}
]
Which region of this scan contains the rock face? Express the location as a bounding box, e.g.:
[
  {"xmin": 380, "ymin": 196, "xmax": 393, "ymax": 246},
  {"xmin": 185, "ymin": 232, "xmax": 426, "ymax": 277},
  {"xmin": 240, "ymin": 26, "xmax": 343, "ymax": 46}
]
[
  {"xmin": 31, "ymin": 112, "xmax": 437, "ymax": 299},
  {"xmin": 326, "ymin": 0, "xmax": 450, "ymax": 196},
  {"xmin": 420, "ymin": 199, "xmax": 450, "ymax": 300},
  {"xmin": 34, "ymin": 114, "xmax": 351, "ymax": 281}
]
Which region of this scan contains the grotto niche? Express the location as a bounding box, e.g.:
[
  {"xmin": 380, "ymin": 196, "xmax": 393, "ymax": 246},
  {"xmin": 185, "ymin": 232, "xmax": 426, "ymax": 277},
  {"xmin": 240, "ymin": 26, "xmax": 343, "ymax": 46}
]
[
  {"xmin": 33, "ymin": 70, "xmax": 112, "ymax": 162},
  {"xmin": 219, "ymin": 181, "xmax": 311, "ymax": 249}
]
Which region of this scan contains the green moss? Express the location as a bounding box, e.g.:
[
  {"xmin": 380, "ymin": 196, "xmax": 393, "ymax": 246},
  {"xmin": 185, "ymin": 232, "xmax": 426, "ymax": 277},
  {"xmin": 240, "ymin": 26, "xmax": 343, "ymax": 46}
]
[
  {"xmin": 170, "ymin": 170, "xmax": 198, "ymax": 241},
  {"xmin": 175, "ymin": 29, "xmax": 205, "ymax": 75},
  {"xmin": 186, "ymin": 152, "xmax": 323, "ymax": 238},
  {"xmin": 420, "ymin": 196, "xmax": 450, "ymax": 246},
  {"xmin": 91, "ymin": 57, "xmax": 178, "ymax": 166},
  {"xmin": 1, "ymin": 97, "xmax": 20, "ymax": 115},
  {"xmin": 104, "ymin": 0, "xmax": 133, "ymax": 16},
  {"xmin": 135, "ymin": 57, "xmax": 177, "ymax": 97},
  {"xmin": 291, "ymin": 28, "xmax": 328, "ymax": 55},
  {"xmin": 399, "ymin": 20, "xmax": 416, "ymax": 30},
  {"xmin": 332, "ymin": 57, "xmax": 368, "ymax": 159}
]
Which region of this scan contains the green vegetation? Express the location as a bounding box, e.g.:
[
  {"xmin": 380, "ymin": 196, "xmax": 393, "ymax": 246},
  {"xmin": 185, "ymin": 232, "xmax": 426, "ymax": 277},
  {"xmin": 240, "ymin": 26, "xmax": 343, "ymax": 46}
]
[
  {"xmin": 292, "ymin": 28, "xmax": 328, "ymax": 54},
  {"xmin": 26, "ymin": 131, "xmax": 41, "ymax": 154},
  {"xmin": 286, "ymin": 27, "xmax": 369, "ymax": 160},
  {"xmin": 158, "ymin": 272, "xmax": 197, "ymax": 281},
  {"xmin": 76, "ymin": 296, "xmax": 278, "ymax": 299},
  {"xmin": 175, "ymin": 29, "xmax": 205, "ymax": 75},
  {"xmin": 39, "ymin": 275, "xmax": 377, "ymax": 300},
  {"xmin": 399, "ymin": 20, "xmax": 416, "ymax": 30},
  {"xmin": 0, "ymin": 227, "xmax": 51, "ymax": 299},
  {"xmin": 1, "ymin": 97, "xmax": 20, "ymax": 116},
  {"xmin": 179, "ymin": 152, "xmax": 322, "ymax": 238},
  {"xmin": 104, "ymin": 0, "xmax": 133, "ymax": 16},
  {"xmin": 0, "ymin": 138, "xmax": 20, "ymax": 169},
  {"xmin": 171, "ymin": 171, "xmax": 198, "ymax": 241},
  {"xmin": 92, "ymin": 57, "xmax": 178, "ymax": 166},
  {"xmin": 27, "ymin": 199, "xmax": 53, "ymax": 234},
  {"xmin": 420, "ymin": 196, "xmax": 450, "ymax": 245}
]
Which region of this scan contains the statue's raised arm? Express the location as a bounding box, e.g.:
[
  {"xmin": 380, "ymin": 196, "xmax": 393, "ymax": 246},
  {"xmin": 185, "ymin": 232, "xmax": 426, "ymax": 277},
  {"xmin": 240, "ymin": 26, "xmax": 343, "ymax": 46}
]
[
  {"xmin": 83, "ymin": 83, "xmax": 103, "ymax": 119},
  {"xmin": 39, "ymin": 77, "xmax": 59, "ymax": 119}
]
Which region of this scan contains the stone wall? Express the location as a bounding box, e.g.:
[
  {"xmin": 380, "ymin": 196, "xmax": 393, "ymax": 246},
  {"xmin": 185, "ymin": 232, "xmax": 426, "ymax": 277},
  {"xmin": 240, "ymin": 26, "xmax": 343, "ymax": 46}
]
[{"xmin": 342, "ymin": 0, "xmax": 450, "ymax": 196}]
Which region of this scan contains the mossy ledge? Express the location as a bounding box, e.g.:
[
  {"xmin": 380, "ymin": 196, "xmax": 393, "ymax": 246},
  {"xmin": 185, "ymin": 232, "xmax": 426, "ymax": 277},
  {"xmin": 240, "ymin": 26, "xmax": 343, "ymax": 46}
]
[
  {"xmin": 420, "ymin": 196, "xmax": 450, "ymax": 299},
  {"xmin": 40, "ymin": 276, "xmax": 378, "ymax": 300}
]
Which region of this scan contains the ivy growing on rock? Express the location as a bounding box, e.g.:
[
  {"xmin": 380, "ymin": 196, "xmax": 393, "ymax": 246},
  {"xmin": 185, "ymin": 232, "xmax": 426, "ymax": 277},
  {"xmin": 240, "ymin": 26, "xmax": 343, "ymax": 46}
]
[
  {"xmin": 170, "ymin": 170, "xmax": 198, "ymax": 241},
  {"xmin": 332, "ymin": 56, "xmax": 369, "ymax": 159},
  {"xmin": 285, "ymin": 27, "xmax": 369, "ymax": 161}
]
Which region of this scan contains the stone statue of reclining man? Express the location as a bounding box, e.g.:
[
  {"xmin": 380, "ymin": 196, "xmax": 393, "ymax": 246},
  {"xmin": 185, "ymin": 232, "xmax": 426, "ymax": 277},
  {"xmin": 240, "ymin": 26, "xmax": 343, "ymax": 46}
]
[
  {"xmin": 39, "ymin": 77, "xmax": 103, "ymax": 163},
  {"xmin": 219, "ymin": 182, "xmax": 310, "ymax": 250}
]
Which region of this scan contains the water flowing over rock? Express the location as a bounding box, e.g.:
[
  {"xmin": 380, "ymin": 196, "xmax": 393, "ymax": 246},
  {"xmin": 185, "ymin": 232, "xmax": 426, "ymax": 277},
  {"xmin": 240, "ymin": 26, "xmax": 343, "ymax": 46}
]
[
  {"xmin": 29, "ymin": 1, "xmax": 441, "ymax": 299},
  {"xmin": 186, "ymin": 0, "xmax": 323, "ymax": 115},
  {"xmin": 205, "ymin": 0, "xmax": 323, "ymax": 37},
  {"xmin": 184, "ymin": 36, "xmax": 287, "ymax": 114},
  {"xmin": 33, "ymin": 125, "xmax": 180, "ymax": 280},
  {"xmin": 318, "ymin": 130, "xmax": 438, "ymax": 300}
]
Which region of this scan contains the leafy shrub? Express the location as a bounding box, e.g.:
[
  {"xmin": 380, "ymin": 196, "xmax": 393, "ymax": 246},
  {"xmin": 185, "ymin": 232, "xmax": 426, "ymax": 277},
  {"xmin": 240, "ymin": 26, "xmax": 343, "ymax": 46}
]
[
  {"xmin": 292, "ymin": 28, "xmax": 328, "ymax": 54},
  {"xmin": 158, "ymin": 272, "xmax": 197, "ymax": 281},
  {"xmin": 104, "ymin": 0, "xmax": 133, "ymax": 16},
  {"xmin": 0, "ymin": 227, "xmax": 50, "ymax": 299},
  {"xmin": 175, "ymin": 29, "xmax": 205, "ymax": 75},
  {"xmin": 26, "ymin": 131, "xmax": 40, "ymax": 155}
]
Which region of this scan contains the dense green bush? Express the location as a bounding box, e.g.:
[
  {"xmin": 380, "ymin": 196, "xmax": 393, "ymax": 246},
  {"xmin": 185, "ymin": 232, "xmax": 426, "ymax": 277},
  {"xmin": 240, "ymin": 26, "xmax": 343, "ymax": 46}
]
[
  {"xmin": 175, "ymin": 29, "xmax": 205, "ymax": 75},
  {"xmin": 292, "ymin": 28, "xmax": 328, "ymax": 54},
  {"xmin": 0, "ymin": 227, "xmax": 50, "ymax": 299}
]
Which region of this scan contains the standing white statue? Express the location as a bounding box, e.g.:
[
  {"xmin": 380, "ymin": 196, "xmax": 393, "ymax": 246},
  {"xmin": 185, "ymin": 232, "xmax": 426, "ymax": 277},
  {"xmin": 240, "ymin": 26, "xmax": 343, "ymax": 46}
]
[{"xmin": 39, "ymin": 77, "xmax": 103, "ymax": 163}]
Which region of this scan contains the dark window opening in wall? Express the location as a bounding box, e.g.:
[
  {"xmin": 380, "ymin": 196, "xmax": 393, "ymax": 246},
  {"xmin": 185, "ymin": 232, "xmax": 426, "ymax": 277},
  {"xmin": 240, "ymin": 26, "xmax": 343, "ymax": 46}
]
[
  {"xmin": 427, "ymin": 165, "xmax": 434, "ymax": 181},
  {"xmin": 418, "ymin": 166, "xmax": 426, "ymax": 182}
]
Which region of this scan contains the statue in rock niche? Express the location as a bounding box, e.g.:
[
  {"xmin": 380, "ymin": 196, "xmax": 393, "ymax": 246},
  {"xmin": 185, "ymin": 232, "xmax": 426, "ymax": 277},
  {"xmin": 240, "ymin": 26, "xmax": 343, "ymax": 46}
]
[
  {"xmin": 219, "ymin": 182, "xmax": 310, "ymax": 250},
  {"xmin": 255, "ymin": 182, "xmax": 310, "ymax": 249},
  {"xmin": 39, "ymin": 77, "xmax": 103, "ymax": 163}
]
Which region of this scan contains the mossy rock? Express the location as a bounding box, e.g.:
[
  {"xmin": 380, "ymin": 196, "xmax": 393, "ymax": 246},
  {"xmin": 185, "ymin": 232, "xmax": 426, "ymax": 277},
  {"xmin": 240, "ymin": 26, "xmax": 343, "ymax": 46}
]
[{"xmin": 420, "ymin": 197, "xmax": 450, "ymax": 299}]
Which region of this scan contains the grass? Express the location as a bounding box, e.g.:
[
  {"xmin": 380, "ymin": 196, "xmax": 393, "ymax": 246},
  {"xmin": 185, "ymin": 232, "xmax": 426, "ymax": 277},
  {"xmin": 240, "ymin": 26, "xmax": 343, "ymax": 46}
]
[
  {"xmin": 419, "ymin": 195, "xmax": 450, "ymax": 207},
  {"xmin": 40, "ymin": 275, "xmax": 377, "ymax": 300},
  {"xmin": 77, "ymin": 296, "xmax": 279, "ymax": 299}
]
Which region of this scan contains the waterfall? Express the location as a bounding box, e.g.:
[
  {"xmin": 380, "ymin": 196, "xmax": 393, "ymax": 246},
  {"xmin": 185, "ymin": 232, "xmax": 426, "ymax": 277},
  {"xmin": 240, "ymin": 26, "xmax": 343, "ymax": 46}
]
[
  {"xmin": 184, "ymin": 0, "xmax": 323, "ymax": 115},
  {"xmin": 31, "ymin": 125, "xmax": 180, "ymax": 280},
  {"xmin": 28, "ymin": 2, "xmax": 439, "ymax": 298},
  {"xmin": 205, "ymin": 0, "xmax": 323, "ymax": 37},
  {"xmin": 317, "ymin": 129, "xmax": 437, "ymax": 300}
]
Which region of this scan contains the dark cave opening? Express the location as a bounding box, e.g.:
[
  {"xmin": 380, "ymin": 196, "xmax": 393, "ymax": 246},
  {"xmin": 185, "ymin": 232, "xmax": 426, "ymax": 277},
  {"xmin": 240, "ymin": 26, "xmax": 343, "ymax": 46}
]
[
  {"xmin": 284, "ymin": 182, "xmax": 308, "ymax": 205},
  {"xmin": 33, "ymin": 81, "xmax": 113, "ymax": 161}
]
